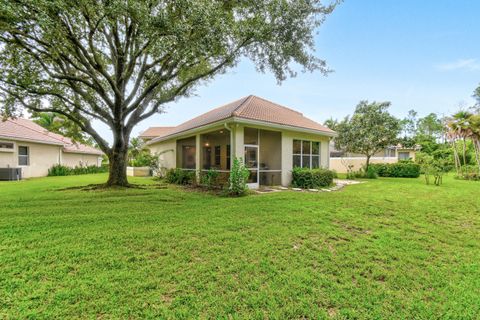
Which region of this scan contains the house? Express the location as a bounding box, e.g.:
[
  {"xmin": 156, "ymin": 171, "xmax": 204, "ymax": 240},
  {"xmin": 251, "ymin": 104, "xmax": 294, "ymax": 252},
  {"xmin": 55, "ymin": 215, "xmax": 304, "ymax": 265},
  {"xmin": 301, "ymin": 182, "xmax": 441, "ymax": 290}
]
[
  {"xmin": 329, "ymin": 142, "xmax": 418, "ymax": 173},
  {"xmin": 139, "ymin": 126, "xmax": 175, "ymax": 142},
  {"xmin": 146, "ymin": 95, "xmax": 336, "ymax": 188},
  {"xmin": 0, "ymin": 118, "xmax": 103, "ymax": 179}
]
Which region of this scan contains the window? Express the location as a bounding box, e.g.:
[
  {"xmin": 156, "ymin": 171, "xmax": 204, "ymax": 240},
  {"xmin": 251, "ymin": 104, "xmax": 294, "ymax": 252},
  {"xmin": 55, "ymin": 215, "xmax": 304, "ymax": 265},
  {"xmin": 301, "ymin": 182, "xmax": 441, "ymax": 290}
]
[
  {"xmin": 214, "ymin": 146, "xmax": 221, "ymax": 166},
  {"xmin": 18, "ymin": 146, "xmax": 29, "ymax": 166},
  {"xmin": 0, "ymin": 142, "xmax": 14, "ymax": 149},
  {"xmin": 384, "ymin": 148, "xmax": 396, "ymax": 157},
  {"xmin": 292, "ymin": 139, "xmax": 321, "ymax": 169},
  {"xmin": 226, "ymin": 145, "xmax": 231, "ymax": 170},
  {"xmin": 398, "ymin": 151, "xmax": 411, "ymax": 160}
]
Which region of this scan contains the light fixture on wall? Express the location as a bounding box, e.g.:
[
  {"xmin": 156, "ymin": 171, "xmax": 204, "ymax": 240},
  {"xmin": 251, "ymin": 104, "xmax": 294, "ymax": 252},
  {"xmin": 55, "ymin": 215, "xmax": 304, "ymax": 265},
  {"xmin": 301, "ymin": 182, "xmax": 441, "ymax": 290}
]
[{"xmin": 205, "ymin": 142, "xmax": 210, "ymax": 147}]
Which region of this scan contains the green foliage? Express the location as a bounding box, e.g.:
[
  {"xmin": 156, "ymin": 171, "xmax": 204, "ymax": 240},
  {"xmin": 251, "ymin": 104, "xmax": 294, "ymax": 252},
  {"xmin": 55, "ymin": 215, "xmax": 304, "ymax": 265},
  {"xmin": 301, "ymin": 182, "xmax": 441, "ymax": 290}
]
[
  {"xmin": 32, "ymin": 112, "xmax": 95, "ymax": 145},
  {"xmin": 48, "ymin": 164, "xmax": 107, "ymax": 176},
  {"xmin": 0, "ymin": 0, "xmax": 338, "ymax": 186},
  {"xmin": 369, "ymin": 162, "xmax": 421, "ymax": 178},
  {"xmin": 365, "ymin": 166, "xmax": 378, "ymax": 179},
  {"xmin": 165, "ymin": 169, "xmax": 196, "ymax": 185},
  {"xmin": 129, "ymin": 152, "xmax": 158, "ymax": 168},
  {"xmin": 227, "ymin": 158, "xmax": 250, "ymax": 196},
  {"xmin": 200, "ymin": 169, "xmax": 220, "ymax": 190},
  {"xmin": 291, "ymin": 167, "xmax": 335, "ymax": 189},
  {"xmin": 335, "ymin": 101, "xmax": 401, "ymax": 170},
  {"xmin": 1, "ymin": 174, "xmax": 480, "ymax": 318},
  {"xmin": 416, "ymin": 155, "xmax": 450, "ymax": 186}
]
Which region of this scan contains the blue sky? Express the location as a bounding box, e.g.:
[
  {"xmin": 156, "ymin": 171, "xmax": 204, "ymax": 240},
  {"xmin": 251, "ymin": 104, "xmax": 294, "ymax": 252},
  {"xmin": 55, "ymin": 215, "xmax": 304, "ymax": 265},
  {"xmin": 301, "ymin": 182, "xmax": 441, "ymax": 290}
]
[{"xmin": 119, "ymin": 0, "xmax": 480, "ymax": 140}]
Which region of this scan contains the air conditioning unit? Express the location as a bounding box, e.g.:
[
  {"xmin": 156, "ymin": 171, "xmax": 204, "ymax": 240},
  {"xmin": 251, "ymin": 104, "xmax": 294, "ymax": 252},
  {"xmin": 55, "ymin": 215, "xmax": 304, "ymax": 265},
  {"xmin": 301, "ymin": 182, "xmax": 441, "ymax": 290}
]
[{"xmin": 0, "ymin": 168, "xmax": 22, "ymax": 181}]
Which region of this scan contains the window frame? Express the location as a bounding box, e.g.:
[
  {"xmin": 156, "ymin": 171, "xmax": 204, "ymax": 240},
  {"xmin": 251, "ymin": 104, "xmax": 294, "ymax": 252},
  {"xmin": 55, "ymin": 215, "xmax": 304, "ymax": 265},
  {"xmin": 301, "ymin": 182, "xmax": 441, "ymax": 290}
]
[
  {"xmin": 18, "ymin": 145, "xmax": 30, "ymax": 166},
  {"xmin": 0, "ymin": 141, "xmax": 15, "ymax": 152},
  {"xmin": 292, "ymin": 139, "xmax": 321, "ymax": 169}
]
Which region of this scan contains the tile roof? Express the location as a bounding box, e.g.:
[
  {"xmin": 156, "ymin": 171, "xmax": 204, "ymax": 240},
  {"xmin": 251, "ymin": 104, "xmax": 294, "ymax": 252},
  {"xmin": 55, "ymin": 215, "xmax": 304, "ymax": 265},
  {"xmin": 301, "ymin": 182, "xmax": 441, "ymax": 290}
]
[
  {"xmin": 148, "ymin": 95, "xmax": 335, "ymax": 144},
  {"xmin": 0, "ymin": 118, "xmax": 103, "ymax": 155},
  {"xmin": 139, "ymin": 126, "xmax": 175, "ymax": 139}
]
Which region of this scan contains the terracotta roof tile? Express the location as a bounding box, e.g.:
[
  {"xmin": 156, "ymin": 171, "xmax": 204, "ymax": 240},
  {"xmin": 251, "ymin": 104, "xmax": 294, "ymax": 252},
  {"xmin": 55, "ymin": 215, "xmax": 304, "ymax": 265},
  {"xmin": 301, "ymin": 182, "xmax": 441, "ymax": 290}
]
[
  {"xmin": 0, "ymin": 118, "xmax": 103, "ymax": 155},
  {"xmin": 139, "ymin": 126, "xmax": 175, "ymax": 139},
  {"xmin": 148, "ymin": 95, "xmax": 334, "ymax": 144}
]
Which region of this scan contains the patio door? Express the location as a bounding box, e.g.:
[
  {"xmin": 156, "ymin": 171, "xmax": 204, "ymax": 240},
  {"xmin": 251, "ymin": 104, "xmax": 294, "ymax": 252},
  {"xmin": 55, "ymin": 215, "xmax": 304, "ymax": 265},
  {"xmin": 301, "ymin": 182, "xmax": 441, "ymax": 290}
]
[{"xmin": 244, "ymin": 145, "xmax": 259, "ymax": 189}]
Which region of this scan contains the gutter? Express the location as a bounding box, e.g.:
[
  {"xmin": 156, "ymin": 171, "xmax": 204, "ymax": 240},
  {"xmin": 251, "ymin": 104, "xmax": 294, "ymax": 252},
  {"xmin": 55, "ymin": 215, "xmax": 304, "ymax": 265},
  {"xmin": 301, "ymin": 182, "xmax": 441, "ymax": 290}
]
[
  {"xmin": 146, "ymin": 116, "xmax": 337, "ymax": 145},
  {"xmin": 0, "ymin": 135, "xmax": 65, "ymax": 146}
]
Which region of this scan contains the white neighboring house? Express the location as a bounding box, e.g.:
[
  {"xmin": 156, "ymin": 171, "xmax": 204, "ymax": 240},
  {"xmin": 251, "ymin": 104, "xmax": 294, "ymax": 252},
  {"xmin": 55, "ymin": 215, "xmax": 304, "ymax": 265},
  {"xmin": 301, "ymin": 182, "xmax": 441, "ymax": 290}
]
[
  {"xmin": 329, "ymin": 142, "xmax": 419, "ymax": 173},
  {"xmin": 0, "ymin": 118, "xmax": 103, "ymax": 179}
]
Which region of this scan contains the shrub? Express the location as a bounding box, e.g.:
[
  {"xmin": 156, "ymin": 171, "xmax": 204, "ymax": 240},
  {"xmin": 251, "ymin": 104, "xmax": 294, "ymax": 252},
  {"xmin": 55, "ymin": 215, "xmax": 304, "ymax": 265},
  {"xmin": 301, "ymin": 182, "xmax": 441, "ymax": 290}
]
[
  {"xmin": 48, "ymin": 164, "xmax": 71, "ymax": 176},
  {"xmin": 165, "ymin": 168, "xmax": 196, "ymax": 185},
  {"xmin": 48, "ymin": 164, "xmax": 108, "ymax": 176},
  {"xmin": 200, "ymin": 169, "xmax": 220, "ymax": 189},
  {"xmin": 291, "ymin": 167, "xmax": 335, "ymax": 189},
  {"xmin": 365, "ymin": 166, "xmax": 378, "ymax": 179},
  {"xmin": 227, "ymin": 158, "xmax": 250, "ymax": 196},
  {"xmin": 129, "ymin": 151, "xmax": 158, "ymax": 168},
  {"xmin": 369, "ymin": 162, "xmax": 420, "ymax": 178}
]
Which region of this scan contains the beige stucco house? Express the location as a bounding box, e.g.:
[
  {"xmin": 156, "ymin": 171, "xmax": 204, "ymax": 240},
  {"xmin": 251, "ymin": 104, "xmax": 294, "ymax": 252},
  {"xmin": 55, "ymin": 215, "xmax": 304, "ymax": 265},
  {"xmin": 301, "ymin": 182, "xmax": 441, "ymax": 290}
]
[
  {"xmin": 146, "ymin": 95, "xmax": 336, "ymax": 188},
  {"xmin": 329, "ymin": 142, "xmax": 418, "ymax": 173},
  {"xmin": 0, "ymin": 118, "xmax": 103, "ymax": 179}
]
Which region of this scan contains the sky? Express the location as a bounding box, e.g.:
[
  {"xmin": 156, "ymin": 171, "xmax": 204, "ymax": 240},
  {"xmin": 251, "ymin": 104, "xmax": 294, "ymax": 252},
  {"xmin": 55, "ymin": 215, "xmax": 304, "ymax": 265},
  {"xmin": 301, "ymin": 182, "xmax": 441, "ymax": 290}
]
[{"xmin": 97, "ymin": 0, "xmax": 480, "ymax": 141}]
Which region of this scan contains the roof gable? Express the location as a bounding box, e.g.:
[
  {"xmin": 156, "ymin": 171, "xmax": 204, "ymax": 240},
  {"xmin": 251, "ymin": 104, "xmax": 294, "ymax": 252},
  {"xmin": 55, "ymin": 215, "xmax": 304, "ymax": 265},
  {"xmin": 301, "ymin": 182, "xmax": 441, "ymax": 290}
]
[
  {"xmin": 148, "ymin": 95, "xmax": 335, "ymax": 144},
  {"xmin": 0, "ymin": 118, "xmax": 103, "ymax": 155}
]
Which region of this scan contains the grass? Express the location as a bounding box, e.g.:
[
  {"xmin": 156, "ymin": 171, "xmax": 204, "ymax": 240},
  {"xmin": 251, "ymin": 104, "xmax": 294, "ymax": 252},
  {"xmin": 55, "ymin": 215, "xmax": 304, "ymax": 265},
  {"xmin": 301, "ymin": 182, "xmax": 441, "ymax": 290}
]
[{"xmin": 1, "ymin": 174, "xmax": 479, "ymax": 319}]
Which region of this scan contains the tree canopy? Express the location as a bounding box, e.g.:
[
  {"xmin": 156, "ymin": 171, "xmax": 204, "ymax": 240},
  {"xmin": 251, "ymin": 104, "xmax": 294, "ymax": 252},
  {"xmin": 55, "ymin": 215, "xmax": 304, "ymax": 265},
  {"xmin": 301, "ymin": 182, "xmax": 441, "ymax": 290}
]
[
  {"xmin": 0, "ymin": 0, "xmax": 338, "ymax": 186},
  {"xmin": 335, "ymin": 101, "xmax": 401, "ymax": 170}
]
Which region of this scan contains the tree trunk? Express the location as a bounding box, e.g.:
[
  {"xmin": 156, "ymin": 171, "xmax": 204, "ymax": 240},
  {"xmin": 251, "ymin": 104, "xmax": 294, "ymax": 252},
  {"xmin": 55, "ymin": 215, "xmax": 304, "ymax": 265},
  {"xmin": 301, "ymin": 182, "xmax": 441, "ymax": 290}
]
[
  {"xmin": 106, "ymin": 144, "xmax": 129, "ymax": 187},
  {"xmin": 365, "ymin": 155, "xmax": 371, "ymax": 173}
]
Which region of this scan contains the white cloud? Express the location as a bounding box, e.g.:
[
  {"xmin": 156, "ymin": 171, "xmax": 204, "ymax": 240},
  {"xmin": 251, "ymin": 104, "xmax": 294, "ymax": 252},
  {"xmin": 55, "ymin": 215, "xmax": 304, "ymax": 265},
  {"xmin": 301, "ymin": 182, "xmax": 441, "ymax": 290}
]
[{"xmin": 436, "ymin": 58, "xmax": 480, "ymax": 71}]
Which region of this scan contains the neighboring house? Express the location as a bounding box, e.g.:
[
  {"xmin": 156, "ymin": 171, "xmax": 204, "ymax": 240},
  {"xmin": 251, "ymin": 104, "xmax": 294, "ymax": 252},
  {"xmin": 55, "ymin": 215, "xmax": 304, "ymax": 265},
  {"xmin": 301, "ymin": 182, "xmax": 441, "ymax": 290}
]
[
  {"xmin": 329, "ymin": 142, "xmax": 418, "ymax": 173},
  {"xmin": 146, "ymin": 95, "xmax": 336, "ymax": 188},
  {"xmin": 139, "ymin": 126, "xmax": 175, "ymax": 142},
  {"xmin": 0, "ymin": 118, "xmax": 103, "ymax": 179}
]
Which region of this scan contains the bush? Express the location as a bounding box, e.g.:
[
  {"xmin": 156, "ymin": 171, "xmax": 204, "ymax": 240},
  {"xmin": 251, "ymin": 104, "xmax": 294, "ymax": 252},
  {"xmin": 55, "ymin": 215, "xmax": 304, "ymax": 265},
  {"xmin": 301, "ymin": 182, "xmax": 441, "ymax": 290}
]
[
  {"xmin": 365, "ymin": 166, "xmax": 378, "ymax": 179},
  {"xmin": 165, "ymin": 168, "xmax": 196, "ymax": 185},
  {"xmin": 129, "ymin": 151, "xmax": 158, "ymax": 168},
  {"xmin": 369, "ymin": 162, "xmax": 421, "ymax": 178},
  {"xmin": 227, "ymin": 158, "xmax": 250, "ymax": 196},
  {"xmin": 200, "ymin": 169, "xmax": 220, "ymax": 189},
  {"xmin": 291, "ymin": 167, "xmax": 335, "ymax": 189},
  {"xmin": 48, "ymin": 164, "xmax": 108, "ymax": 176}
]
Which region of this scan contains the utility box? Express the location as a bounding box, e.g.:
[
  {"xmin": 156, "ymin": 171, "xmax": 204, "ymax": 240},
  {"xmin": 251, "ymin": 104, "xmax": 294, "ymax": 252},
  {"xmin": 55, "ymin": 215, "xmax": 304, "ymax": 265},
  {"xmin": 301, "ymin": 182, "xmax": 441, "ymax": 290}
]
[{"xmin": 0, "ymin": 168, "xmax": 22, "ymax": 181}]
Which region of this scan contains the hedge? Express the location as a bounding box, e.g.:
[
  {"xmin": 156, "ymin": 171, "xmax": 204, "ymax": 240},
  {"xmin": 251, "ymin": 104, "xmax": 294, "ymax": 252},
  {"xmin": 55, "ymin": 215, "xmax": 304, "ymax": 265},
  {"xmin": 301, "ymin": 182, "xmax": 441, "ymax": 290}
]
[
  {"xmin": 291, "ymin": 167, "xmax": 335, "ymax": 189},
  {"xmin": 369, "ymin": 162, "xmax": 421, "ymax": 178},
  {"xmin": 48, "ymin": 164, "xmax": 108, "ymax": 176}
]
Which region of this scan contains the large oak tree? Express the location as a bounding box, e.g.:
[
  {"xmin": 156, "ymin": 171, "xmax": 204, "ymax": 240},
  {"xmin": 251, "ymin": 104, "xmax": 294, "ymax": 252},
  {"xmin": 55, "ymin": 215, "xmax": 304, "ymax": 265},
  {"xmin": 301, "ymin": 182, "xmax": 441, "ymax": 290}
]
[{"xmin": 0, "ymin": 0, "xmax": 338, "ymax": 186}]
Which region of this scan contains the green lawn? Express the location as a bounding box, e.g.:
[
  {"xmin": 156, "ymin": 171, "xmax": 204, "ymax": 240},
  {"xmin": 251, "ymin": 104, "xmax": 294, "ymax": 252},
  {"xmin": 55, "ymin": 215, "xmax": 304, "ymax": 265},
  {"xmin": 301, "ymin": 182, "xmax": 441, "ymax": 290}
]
[{"xmin": 1, "ymin": 174, "xmax": 479, "ymax": 319}]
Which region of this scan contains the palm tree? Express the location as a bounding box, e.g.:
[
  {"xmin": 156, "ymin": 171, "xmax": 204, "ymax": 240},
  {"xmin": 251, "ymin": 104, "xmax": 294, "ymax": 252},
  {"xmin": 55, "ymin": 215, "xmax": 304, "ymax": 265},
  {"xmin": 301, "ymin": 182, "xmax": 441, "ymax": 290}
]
[
  {"xmin": 32, "ymin": 112, "xmax": 58, "ymax": 130},
  {"xmin": 469, "ymin": 114, "xmax": 480, "ymax": 174},
  {"xmin": 449, "ymin": 111, "xmax": 473, "ymax": 175}
]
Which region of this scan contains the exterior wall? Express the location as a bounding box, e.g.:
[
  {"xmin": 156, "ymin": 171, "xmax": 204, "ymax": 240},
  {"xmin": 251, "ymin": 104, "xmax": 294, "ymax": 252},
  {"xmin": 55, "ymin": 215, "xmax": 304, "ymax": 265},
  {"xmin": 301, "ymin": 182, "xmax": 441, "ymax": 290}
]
[
  {"xmin": 62, "ymin": 153, "xmax": 102, "ymax": 168},
  {"xmin": 127, "ymin": 166, "xmax": 150, "ymax": 177},
  {"xmin": 281, "ymin": 131, "xmax": 330, "ymax": 186},
  {"xmin": 147, "ymin": 123, "xmax": 332, "ymax": 187},
  {"xmin": 330, "ymin": 157, "xmax": 398, "ymax": 173},
  {"xmin": 0, "ymin": 139, "xmax": 62, "ymax": 178},
  {"xmin": 147, "ymin": 138, "xmax": 176, "ymax": 170}
]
